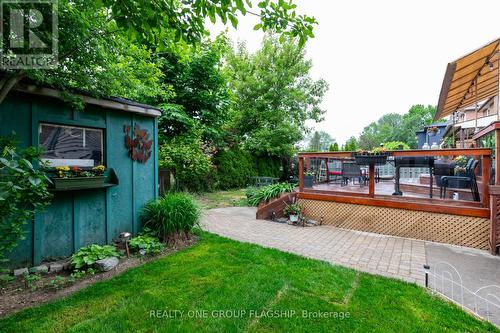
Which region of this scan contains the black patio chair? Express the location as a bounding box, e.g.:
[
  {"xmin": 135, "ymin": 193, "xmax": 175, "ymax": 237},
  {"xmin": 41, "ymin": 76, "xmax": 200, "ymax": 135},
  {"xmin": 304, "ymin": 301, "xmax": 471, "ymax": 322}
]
[
  {"xmin": 439, "ymin": 158, "xmax": 480, "ymax": 201},
  {"xmin": 341, "ymin": 162, "xmax": 365, "ymax": 187}
]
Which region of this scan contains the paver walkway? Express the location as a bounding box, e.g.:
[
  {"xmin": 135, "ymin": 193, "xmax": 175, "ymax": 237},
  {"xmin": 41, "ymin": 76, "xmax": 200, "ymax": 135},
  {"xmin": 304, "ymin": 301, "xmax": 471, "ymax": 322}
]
[
  {"xmin": 202, "ymin": 206, "xmax": 500, "ymax": 326},
  {"xmin": 202, "ymin": 207, "xmax": 426, "ymax": 285}
]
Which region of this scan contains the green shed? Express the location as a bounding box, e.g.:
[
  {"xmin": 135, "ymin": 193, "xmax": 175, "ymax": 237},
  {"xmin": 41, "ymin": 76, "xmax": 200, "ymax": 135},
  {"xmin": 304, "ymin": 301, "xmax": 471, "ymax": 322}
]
[{"xmin": 0, "ymin": 84, "xmax": 160, "ymax": 267}]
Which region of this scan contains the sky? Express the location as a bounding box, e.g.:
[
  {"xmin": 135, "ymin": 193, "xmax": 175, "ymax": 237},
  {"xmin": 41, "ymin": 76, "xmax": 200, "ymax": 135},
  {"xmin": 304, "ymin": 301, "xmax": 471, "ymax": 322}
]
[{"xmin": 210, "ymin": 0, "xmax": 500, "ymax": 144}]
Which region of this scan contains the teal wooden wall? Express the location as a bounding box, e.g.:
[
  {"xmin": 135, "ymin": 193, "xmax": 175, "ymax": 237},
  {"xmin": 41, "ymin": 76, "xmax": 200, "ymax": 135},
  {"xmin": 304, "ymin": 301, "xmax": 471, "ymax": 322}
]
[{"xmin": 0, "ymin": 92, "xmax": 159, "ymax": 266}]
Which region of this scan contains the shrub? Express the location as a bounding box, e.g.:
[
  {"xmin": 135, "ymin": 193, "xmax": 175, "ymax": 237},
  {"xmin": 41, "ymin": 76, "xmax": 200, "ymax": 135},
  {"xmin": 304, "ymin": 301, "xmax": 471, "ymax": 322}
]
[
  {"xmin": 141, "ymin": 193, "xmax": 201, "ymax": 242},
  {"xmin": 246, "ymin": 182, "xmax": 296, "ymax": 206},
  {"xmin": 129, "ymin": 234, "xmax": 164, "ymax": 255},
  {"xmin": 70, "ymin": 244, "xmax": 121, "ymax": 272},
  {"xmin": 213, "ymin": 148, "xmax": 256, "ymax": 190},
  {"xmin": 159, "ymin": 133, "xmax": 214, "ymax": 192},
  {"xmin": 0, "ymin": 136, "xmax": 52, "ymax": 279},
  {"xmin": 254, "ymin": 156, "xmax": 282, "ymax": 178}
]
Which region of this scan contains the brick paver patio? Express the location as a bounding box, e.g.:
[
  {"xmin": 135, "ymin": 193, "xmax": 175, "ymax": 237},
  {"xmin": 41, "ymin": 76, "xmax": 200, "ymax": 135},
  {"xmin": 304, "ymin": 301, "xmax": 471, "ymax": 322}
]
[{"xmin": 201, "ymin": 207, "xmax": 427, "ymax": 285}]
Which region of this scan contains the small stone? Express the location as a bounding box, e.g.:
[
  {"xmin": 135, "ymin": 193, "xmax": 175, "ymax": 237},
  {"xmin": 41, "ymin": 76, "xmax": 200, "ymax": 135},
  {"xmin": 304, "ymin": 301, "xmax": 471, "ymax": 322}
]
[
  {"xmin": 13, "ymin": 268, "xmax": 28, "ymax": 276},
  {"xmin": 49, "ymin": 263, "xmax": 64, "ymax": 273},
  {"xmin": 276, "ymin": 217, "xmax": 288, "ymax": 223},
  {"xmin": 31, "ymin": 265, "xmax": 49, "ymax": 274},
  {"xmin": 95, "ymin": 257, "xmax": 119, "ymax": 272},
  {"xmin": 307, "ymin": 220, "xmax": 317, "ymax": 226},
  {"xmin": 62, "ymin": 261, "xmax": 72, "ymax": 271}
]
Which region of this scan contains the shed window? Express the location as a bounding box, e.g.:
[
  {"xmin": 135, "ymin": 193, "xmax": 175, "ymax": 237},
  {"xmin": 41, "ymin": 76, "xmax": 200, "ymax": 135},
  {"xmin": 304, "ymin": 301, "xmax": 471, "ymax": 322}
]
[{"xmin": 39, "ymin": 123, "xmax": 104, "ymax": 167}]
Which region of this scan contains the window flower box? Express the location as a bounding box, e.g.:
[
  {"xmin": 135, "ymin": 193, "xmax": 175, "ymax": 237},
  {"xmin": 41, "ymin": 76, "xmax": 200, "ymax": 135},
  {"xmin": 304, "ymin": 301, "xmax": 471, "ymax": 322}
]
[
  {"xmin": 52, "ymin": 176, "xmax": 106, "ymax": 190},
  {"xmin": 352, "ymin": 152, "xmax": 389, "ymax": 166},
  {"xmin": 49, "ymin": 165, "xmax": 117, "ymax": 191}
]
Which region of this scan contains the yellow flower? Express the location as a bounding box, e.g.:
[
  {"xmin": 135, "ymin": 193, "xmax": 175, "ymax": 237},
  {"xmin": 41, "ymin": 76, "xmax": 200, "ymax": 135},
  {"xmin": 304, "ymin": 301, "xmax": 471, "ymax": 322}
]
[
  {"xmin": 55, "ymin": 166, "xmax": 70, "ymax": 172},
  {"xmin": 92, "ymin": 165, "xmax": 106, "ymax": 174}
]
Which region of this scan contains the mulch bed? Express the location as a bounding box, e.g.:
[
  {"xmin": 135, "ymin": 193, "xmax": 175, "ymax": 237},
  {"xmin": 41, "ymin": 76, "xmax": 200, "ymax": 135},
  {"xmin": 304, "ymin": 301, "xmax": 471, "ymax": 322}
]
[{"xmin": 0, "ymin": 236, "xmax": 198, "ymax": 318}]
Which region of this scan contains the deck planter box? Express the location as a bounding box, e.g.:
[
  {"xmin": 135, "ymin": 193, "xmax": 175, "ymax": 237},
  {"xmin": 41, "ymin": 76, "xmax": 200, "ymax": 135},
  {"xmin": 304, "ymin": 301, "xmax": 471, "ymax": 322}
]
[
  {"xmin": 304, "ymin": 175, "xmax": 314, "ymax": 188},
  {"xmin": 52, "ymin": 176, "xmax": 105, "ymax": 190},
  {"xmin": 353, "ymin": 153, "xmax": 388, "ymax": 166}
]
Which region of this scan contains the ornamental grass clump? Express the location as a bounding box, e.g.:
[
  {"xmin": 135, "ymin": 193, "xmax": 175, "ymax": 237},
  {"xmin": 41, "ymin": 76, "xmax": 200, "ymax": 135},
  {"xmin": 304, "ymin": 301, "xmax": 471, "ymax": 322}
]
[
  {"xmin": 141, "ymin": 193, "xmax": 201, "ymax": 243},
  {"xmin": 246, "ymin": 182, "xmax": 296, "ymax": 206}
]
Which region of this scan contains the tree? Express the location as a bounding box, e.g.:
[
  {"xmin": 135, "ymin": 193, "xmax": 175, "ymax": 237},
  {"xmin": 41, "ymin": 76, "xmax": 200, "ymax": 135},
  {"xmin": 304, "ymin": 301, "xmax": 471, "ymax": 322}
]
[
  {"xmin": 157, "ymin": 36, "xmax": 231, "ymax": 145},
  {"xmin": 308, "ymin": 131, "xmax": 334, "ymax": 151},
  {"xmin": 1, "ymin": 1, "xmax": 170, "ymax": 106},
  {"xmin": 357, "ymin": 105, "xmax": 437, "ymax": 149},
  {"xmin": 225, "ymin": 35, "xmax": 328, "ymax": 157},
  {"xmin": 383, "ymin": 141, "xmax": 410, "ymax": 150},
  {"xmin": 329, "ymin": 142, "xmax": 339, "ymax": 151},
  {"xmin": 0, "ymin": 0, "xmax": 318, "ymax": 104},
  {"xmin": 400, "ymin": 105, "xmax": 438, "ymax": 148},
  {"xmin": 343, "ymin": 136, "xmax": 358, "ymax": 151}
]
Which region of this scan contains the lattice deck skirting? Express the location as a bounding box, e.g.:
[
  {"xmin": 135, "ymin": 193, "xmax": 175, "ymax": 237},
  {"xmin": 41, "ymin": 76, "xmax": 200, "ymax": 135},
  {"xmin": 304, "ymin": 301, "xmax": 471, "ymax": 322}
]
[{"xmin": 298, "ymin": 199, "xmax": 490, "ymax": 250}]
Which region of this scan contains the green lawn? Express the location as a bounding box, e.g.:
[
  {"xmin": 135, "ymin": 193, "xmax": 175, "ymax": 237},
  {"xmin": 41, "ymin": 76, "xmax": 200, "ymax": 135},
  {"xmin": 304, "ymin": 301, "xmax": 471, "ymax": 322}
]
[
  {"xmin": 195, "ymin": 189, "xmax": 248, "ymax": 209},
  {"xmin": 0, "ymin": 232, "xmax": 497, "ymax": 333}
]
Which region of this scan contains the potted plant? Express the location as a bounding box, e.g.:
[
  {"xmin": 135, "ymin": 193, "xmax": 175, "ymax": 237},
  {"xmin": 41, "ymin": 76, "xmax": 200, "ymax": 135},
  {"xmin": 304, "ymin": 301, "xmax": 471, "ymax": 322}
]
[
  {"xmin": 453, "ymin": 155, "xmax": 468, "ymax": 176},
  {"xmin": 52, "ymin": 165, "xmax": 107, "ymax": 190},
  {"xmin": 284, "ymin": 203, "xmax": 301, "ymax": 222},
  {"xmin": 303, "ymin": 171, "xmax": 315, "ymax": 188},
  {"xmin": 427, "ymin": 126, "xmax": 439, "ymax": 136},
  {"xmin": 352, "ymin": 148, "xmax": 389, "ymax": 166}
]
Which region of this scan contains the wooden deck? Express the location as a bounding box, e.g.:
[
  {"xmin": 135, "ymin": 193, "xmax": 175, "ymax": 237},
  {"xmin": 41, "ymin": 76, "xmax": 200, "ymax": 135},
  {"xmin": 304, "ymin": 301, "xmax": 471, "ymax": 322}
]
[
  {"xmin": 297, "ymin": 149, "xmax": 493, "ymax": 219},
  {"xmin": 309, "ymin": 179, "xmax": 479, "ymax": 201}
]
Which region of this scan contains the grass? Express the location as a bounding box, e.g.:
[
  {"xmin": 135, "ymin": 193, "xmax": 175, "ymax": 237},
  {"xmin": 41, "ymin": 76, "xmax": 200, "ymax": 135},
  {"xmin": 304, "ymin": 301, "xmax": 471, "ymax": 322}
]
[
  {"xmin": 0, "ymin": 232, "xmax": 497, "ymax": 333},
  {"xmin": 195, "ymin": 189, "xmax": 248, "ymax": 209}
]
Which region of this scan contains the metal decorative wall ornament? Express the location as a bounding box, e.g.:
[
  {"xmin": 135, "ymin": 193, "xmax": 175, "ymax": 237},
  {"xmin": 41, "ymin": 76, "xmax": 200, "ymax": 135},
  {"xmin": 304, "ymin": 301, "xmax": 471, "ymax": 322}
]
[{"xmin": 124, "ymin": 123, "xmax": 153, "ymax": 163}]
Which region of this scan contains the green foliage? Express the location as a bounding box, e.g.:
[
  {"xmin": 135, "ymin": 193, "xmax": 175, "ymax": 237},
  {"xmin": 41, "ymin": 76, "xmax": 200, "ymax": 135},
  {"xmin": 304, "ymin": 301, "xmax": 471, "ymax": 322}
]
[
  {"xmin": 22, "ymin": 1, "xmax": 170, "ymax": 108},
  {"xmin": 383, "ymin": 141, "xmax": 410, "ymax": 150},
  {"xmin": 104, "ymin": 0, "xmax": 317, "ymax": 47},
  {"xmin": 159, "ymin": 131, "xmax": 214, "ymax": 192},
  {"xmin": 70, "ymin": 269, "xmax": 96, "ymax": 280},
  {"xmin": 329, "ymin": 143, "xmax": 339, "ymax": 151},
  {"xmin": 213, "ymin": 148, "xmax": 256, "ymax": 190},
  {"xmin": 255, "ymin": 156, "xmax": 282, "ymax": 178},
  {"xmin": 307, "ymin": 131, "xmax": 334, "ymax": 151},
  {"xmin": 129, "ymin": 234, "xmax": 165, "ymax": 255},
  {"xmin": 22, "ymin": 272, "xmax": 41, "ymax": 291},
  {"xmin": 0, "ymin": 139, "xmax": 52, "ymax": 270},
  {"xmin": 283, "ymin": 203, "xmax": 301, "ymax": 216},
  {"xmin": 70, "ymin": 245, "xmax": 121, "ymax": 272},
  {"xmin": 343, "ymin": 136, "xmax": 358, "ymax": 151},
  {"xmin": 49, "ymin": 275, "xmax": 68, "ymax": 291},
  {"xmin": 3, "ymin": 0, "xmax": 317, "ymax": 107},
  {"xmin": 454, "ymin": 156, "xmax": 468, "ymax": 168},
  {"xmin": 225, "ymin": 34, "xmax": 328, "ymax": 157},
  {"xmin": 358, "ymin": 105, "xmax": 437, "ymax": 150},
  {"xmin": 246, "ymin": 182, "xmax": 296, "ymax": 206},
  {"xmin": 158, "ymin": 37, "xmax": 231, "ymax": 144},
  {"xmin": 141, "ymin": 193, "xmax": 201, "ymax": 242}
]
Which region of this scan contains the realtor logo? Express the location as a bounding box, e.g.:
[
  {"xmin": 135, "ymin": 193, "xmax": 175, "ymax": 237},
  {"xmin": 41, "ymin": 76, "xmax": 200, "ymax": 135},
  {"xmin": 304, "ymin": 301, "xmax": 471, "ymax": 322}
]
[{"xmin": 0, "ymin": 0, "xmax": 58, "ymax": 69}]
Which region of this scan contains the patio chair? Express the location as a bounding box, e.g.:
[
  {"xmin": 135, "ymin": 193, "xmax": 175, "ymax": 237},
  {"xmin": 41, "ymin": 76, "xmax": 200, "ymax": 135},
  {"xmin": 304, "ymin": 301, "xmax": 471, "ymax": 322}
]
[
  {"xmin": 327, "ymin": 161, "xmax": 342, "ymax": 183},
  {"xmin": 439, "ymin": 159, "xmax": 480, "ymax": 201},
  {"xmin": 341, "ymin": 162, "xmax": 365, "ymax": 187}
]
